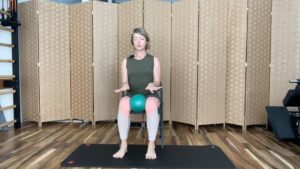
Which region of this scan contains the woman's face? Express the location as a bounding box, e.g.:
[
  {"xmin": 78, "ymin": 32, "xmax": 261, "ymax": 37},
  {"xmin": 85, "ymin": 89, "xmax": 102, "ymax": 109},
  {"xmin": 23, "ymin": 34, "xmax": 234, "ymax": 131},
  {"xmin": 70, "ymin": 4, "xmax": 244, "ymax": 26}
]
[{"xmin": 133, "ymin": 33, "xmax": 147, "ymax": 51}]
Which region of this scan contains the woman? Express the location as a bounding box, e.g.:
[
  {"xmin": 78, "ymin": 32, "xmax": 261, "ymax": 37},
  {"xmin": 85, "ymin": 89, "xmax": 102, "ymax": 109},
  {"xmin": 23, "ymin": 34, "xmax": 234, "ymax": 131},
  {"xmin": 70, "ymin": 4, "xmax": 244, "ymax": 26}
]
[{"xmin": 113, "ymin": 27, "xmax": 162, "ymax": 160}]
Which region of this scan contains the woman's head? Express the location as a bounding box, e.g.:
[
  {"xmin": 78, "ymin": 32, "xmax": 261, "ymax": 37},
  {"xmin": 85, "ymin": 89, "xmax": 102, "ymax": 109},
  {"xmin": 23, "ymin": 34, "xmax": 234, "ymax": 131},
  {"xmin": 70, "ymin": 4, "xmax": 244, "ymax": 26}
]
[{"xmin": 131, "ymin": 27, "xmax": 150, "ymax": 51}]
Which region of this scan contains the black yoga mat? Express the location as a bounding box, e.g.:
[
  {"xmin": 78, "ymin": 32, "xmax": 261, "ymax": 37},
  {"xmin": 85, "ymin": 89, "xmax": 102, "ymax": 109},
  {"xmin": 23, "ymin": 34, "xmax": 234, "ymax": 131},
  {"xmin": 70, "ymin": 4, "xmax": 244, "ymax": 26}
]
[{"xmin": 61, "ymin": 144, "xmax": 235, "ymax": 169}]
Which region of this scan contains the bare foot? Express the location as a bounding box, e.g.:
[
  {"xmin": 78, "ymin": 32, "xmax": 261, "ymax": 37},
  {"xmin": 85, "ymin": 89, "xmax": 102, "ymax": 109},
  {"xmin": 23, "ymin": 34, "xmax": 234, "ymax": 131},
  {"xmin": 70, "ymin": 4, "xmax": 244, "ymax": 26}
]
[
  {"xmin": 145, "ymin": 144, "xmax": 156, "ymax": 160},
  {"xmin": 113, "ymin": 142, "xmax": 127, "ymax": 159}
]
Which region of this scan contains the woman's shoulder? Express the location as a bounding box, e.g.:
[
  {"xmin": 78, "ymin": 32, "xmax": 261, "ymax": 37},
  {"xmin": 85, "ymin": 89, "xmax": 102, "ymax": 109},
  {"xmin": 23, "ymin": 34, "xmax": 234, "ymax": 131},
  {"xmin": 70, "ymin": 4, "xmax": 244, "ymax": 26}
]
[
  {"xmin": 146, "ymin": 53, "xmax": 157, "ymax": 61},
  {"xmin": 147, "ymin": 54, "xmax": 159, "ymax": 62},
  {"xmin": 121, "ymin": 57, "xmax": 127, "ymax": 66}
]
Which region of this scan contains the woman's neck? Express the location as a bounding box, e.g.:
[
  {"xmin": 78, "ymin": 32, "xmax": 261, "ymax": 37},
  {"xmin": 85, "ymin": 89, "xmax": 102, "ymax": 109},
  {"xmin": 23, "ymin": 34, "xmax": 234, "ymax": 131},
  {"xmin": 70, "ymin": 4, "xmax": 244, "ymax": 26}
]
[{"xmin": 134, "ymin": 50, "xmax": 146, "ymax": 60}]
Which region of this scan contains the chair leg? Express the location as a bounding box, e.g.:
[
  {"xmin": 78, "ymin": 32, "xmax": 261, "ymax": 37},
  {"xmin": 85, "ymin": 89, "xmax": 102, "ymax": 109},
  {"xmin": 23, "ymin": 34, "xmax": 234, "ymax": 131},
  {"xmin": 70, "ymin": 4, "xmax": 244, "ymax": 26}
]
[
  {"xmin": 142, "ymin": 114, "xmax": 146, "ymax": 128},
  {"xmin": 159, "ymin": 108, "xmax": 164, "ymax": 149},
  {"xmin": 161, "ymin": 121, "xmax": 164, "ymax": 149},
  {"xmin": 142, "ymin": 121, "xmax": 146, "ymax": 128}
]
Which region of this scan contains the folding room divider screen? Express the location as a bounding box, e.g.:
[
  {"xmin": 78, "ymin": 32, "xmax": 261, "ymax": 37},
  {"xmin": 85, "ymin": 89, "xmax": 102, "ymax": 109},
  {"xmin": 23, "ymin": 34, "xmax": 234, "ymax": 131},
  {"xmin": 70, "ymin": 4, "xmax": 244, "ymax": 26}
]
[{"xmin": 19, "ymin": 0, "xmax": 299, "ymax": 130}]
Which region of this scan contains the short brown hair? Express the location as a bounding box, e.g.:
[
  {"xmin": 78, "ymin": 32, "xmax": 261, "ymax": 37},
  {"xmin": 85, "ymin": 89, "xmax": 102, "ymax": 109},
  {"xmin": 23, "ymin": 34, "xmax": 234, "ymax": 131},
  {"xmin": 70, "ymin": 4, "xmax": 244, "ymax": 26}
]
[{"xmin": 131, "ymin": 27, "xmax": 150, "ymax": 50}]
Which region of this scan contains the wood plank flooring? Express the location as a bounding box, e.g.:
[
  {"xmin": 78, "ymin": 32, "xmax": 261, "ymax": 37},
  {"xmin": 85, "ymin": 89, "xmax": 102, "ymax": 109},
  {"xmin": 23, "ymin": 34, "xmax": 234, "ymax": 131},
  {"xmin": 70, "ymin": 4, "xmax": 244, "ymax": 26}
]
[{"xmin": 0, "ymin": 122, "xmax": 300, "ymax": 169}]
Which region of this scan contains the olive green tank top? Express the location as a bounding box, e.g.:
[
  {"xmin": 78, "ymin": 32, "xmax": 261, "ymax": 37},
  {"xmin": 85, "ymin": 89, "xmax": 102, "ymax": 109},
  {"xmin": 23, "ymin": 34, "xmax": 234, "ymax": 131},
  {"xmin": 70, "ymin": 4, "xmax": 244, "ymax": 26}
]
[{"xmin": 126, "ymin": 54, "xmax": 158, "ymax": 98}]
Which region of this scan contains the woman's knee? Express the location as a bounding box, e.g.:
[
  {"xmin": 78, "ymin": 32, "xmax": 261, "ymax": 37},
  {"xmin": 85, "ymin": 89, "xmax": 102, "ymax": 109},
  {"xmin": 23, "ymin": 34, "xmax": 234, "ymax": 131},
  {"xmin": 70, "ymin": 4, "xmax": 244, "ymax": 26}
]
[
  {"xmin": 145, "ymin": 97, "xmax": 159, "ymax": 115},
  {"xmin": 118, "ymin": 96, "xmax": 130, "ymax": 116}
]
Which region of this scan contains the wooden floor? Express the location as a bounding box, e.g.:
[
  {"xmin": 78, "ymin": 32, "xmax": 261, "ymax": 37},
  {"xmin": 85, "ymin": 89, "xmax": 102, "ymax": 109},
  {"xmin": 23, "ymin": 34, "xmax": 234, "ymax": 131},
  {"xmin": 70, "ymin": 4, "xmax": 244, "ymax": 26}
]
[{"xmin": 0, "ymin": 121, "xmax": 300, "ymax": 169}]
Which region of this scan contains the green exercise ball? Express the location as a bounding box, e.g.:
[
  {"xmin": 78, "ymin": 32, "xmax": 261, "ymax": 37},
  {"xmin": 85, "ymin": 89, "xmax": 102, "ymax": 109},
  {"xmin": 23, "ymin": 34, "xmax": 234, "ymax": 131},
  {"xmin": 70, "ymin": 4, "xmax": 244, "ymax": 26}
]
[{"xmin": 130, "ymin": 94, "xmax": 146, "ymax": 112}]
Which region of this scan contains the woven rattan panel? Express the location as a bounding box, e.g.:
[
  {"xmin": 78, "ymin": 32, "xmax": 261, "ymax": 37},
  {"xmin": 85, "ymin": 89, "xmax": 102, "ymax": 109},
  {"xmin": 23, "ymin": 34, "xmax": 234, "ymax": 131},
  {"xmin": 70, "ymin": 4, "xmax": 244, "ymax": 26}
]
[
  {"xmin": 18, "ymin": 1, "xmax": 40, "ymax": 122},
  {"xmin": 118, "ymin": 0, "xmax": 143, "ymax": 62},
  {"xmin": 197, "ymin": 0, "xmax": 227, "ymax": 126},
  {"xmin": 270, "ymin": 0, "xmax": 300, "ymax": 106},
  {"xmin": 38, "ymin": 0, "xmax": 70, "ymax": 122},
  {"xmin": 171, "ymin": 0, "xmax": 198, "ymax": 126},
  {"xmin": 225, "ymin": 0, "xmax": 247, "ymax": 127},
  {"xmin": 144, "ymin": 0, "xmax": 171, "ymax": 121},
  {"xmin": 245, "ymin": 0, "xmax": 271, "ymax": 126},
  {"xmin": 70, "ymin": 2, "xmax": 93, "ymax": 122},
  {"xmin": 118, "ymin": 0, "xmax": 143, "ymax": 122},
  {"xmin": 93, "ymin": 1, "xmax": 119, "ymax": 121}
]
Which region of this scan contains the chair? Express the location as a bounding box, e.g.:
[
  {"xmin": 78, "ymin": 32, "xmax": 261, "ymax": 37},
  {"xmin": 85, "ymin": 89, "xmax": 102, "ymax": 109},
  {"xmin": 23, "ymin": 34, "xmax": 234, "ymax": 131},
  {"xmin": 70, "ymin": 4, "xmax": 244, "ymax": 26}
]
[
  {"xmin": 122, "ymin": 86, "xmax": 164, "ymax": 149},
  {"xmin": 266, "ymin": 79, "xmax": 300, "ymax": 139},
  {"xmin": 283, "ymin": 79, "xmax": 300, "ymax": 136}
]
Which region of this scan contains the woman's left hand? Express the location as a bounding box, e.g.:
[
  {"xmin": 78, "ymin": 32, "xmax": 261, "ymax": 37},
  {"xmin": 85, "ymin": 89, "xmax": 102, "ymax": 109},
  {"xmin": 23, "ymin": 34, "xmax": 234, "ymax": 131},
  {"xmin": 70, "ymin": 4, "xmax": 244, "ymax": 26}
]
[{"xmin": 145, "ymin": 83, "xmax": 162, "ymax": 93}]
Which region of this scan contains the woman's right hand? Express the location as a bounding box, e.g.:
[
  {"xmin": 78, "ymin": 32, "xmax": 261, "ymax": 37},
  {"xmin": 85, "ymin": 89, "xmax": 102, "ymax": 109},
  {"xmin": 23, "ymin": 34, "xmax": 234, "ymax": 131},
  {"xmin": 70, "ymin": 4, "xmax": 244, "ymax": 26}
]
[{"xmin": 114, "ymin": 84, "xmax": 130, "ymax": 93}]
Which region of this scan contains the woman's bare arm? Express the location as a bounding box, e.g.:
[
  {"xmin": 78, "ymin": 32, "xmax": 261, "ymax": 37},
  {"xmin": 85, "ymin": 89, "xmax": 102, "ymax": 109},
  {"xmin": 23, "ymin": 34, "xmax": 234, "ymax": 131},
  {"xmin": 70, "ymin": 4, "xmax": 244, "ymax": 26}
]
[
  {"xmin": 114, "ymin": 58, "xmax": 130, "ymax": 93},
  {"xmin": 153, "ymin": 56, "xmax": 161, "ymax": 87}
]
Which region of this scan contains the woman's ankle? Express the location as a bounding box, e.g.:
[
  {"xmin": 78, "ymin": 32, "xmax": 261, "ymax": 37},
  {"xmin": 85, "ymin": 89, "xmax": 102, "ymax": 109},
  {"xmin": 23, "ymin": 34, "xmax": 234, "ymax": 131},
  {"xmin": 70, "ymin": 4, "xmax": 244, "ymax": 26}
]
[
  {"xmin": 120, "ymin": 140, "xmax": 127, "ymax": 147},
  {"xmin": 148, "ymin": 141, "xmax": 155, "ymax": 147}
]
